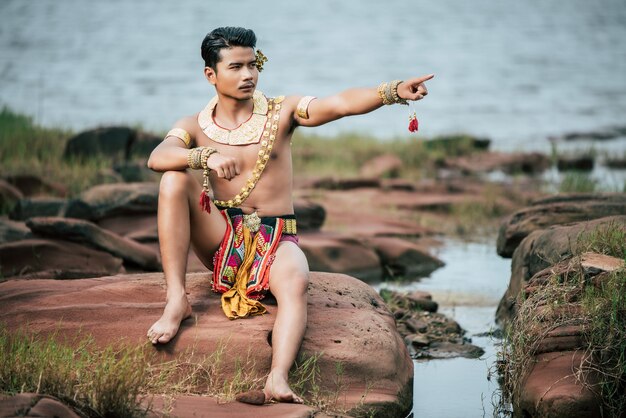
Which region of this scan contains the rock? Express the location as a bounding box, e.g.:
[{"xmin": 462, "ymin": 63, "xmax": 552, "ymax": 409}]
[
  {"xmin": 0, "ymin": 238, "xmax": 123, "ymax": 279},
  {"xmin": 0, "ymin": 179, "xmax": 23, "ymax": 212},
  {"xmin": 424, "ymin": 135, "xmax": 491, "ymax": 155},
  {"xmin": 0, "ymin": 393, "xmax": 80, "ymax": 418},
  {"xmin": 359, "ymin": 154, "xmax": 403, "ymax": 179},
  {"xmin": 561, "ymin": 127, "xmax": 624, "ymax": 141},
  {"xmin": 96, "ymin": 213, "xmax": 158, "ymax": 238},
  {"xmin": 3, "ymin": 174, "xmax": 68, "ymax": 197},
  {"xmin": 497, "ymin": 193, "xmax": 626, "ymax": 258},
  {"xmin": 557, "ymin": 156, "xmax": 594, "ymax": 171},
  {"xmin": 293, "ymin": 198, "xmax": 326, "ymax": 231},
  {"xmin": 235, "ymin": 390, "xmax": 266, "ymax": 405},
  {"xmin": 9, "ymin": 197, "xmax": 67, "ymax": 221},
  {"xmin": 605, "ymin": 157, "xmax": 626, "ymax": 169},
  {"xmin": 443, "ymin": 151, "xmax": 550, "ymax": 175},
  {"xmin": 129, "ymin": 131, "xmax": 162, "ymax": 159},
  {"xmin": 299, "ymin": 232, "xmax": 383, "ymax": 282},
  {"xmin": 417, "ymin": 341, "xmax": 485, "ymax": 359},
  {"xmin": 496, "ymin": 216, "xmax": 626, "ymax": 324},
  {"xmin": 113, "ymin": 161, "xmax": 160, "ymax": 182},
  {"xmin": 0, "ymin": 272, "xmax": 413, "ymax": 417},
  {"xmin": 381, "ymin": 178, "xmax": 416, "ymax": 191},
  {"xmin": 26, "ymin": 217, "xmax": 161, "ymax": 271},
  {"xmin": 63, "ymin": 126, "xmax": 135, "ymax": 160},
  {"xmin": 518, "ymin": 351, "xmax": 602, "ymax": 418},
  {"xmin": 0, "ymin": 217, "xmax": 31, "ymax": 244},
  {"xmin": 405, "ymin": 333, "xmax": 430, "ymax": 347},
  {"xmin": 148, "ymin": 394, "xmax": 318, "ymax": 418},
  {"xmin": 405, "ymin": 318, "xmax": 429, "ymax": 333},
  {"xmin": 363, "ymin": 237, "xmax": 444, "ymax": 279},
  {"xmin": 309, "ymin": 177, "xmax": 381, "ymax": 190},
  {"xmin": 76, "ymin": 182, "xmax": 159, "ymax": 220}
]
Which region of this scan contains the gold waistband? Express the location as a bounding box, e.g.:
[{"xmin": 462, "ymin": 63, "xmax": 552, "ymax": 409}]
[{"xmin": 242, "ymin": 212, "xmax": 297, "ymax": 235}]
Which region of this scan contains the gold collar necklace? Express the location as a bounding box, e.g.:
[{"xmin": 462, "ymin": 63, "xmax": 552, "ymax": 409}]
[{"xmin": 198, "ymin": 90, "xmax": 268, "ymax": 145}]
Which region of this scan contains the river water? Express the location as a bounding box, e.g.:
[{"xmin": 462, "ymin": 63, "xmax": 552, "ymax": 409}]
[
  {"xmin": 1, "ymin": 0, "xmax": 626, "ymax": 153},
  {"xmin": 376, "ymin": 239, "xmax": 512, "ymax": 418}
]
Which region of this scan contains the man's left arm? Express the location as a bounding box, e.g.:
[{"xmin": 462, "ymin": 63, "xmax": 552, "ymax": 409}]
[{"xmin": 293, "ymin": 74, "xmax": 434, "ymax": 128}]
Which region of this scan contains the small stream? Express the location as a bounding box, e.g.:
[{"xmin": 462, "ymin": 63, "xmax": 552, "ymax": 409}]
[{"xmin": 375, "ymin": 238, "xmax": 512, "ymax": 418}]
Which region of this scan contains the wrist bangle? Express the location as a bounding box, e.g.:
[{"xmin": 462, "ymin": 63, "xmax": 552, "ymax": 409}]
[{"xmin": 377, "ymin": 80, "xmax": 408, "ymax": 105}]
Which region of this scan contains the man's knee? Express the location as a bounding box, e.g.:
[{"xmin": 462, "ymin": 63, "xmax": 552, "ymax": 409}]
[
  {"xmin": 159, "ymin": 170, "xmax": 191, "ymax": 198},
  {"xmin": 291, "ymin": 271, "xmax": 309, "ymax": 296}
]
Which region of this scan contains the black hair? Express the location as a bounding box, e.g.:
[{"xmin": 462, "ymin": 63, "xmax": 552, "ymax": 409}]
[{"xmin": 201, "ymin": 27, "xmax": 257, "ymax": 70}]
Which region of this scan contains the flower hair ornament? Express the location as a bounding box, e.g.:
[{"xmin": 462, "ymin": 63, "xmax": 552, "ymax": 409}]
[{"xmin": 255, "ymin": 49, "xmax": 268, "ymax": 72}]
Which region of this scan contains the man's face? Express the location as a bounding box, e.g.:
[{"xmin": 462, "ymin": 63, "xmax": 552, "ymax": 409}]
[{"xmin": 206, "ymin": 46, "xmax": 258, "ymax": 100}]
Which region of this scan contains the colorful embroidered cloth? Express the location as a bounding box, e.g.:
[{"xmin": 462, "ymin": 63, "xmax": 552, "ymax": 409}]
[{"xmin": 211, "ymin": 208, "xmax": 294, "ymax": 320}]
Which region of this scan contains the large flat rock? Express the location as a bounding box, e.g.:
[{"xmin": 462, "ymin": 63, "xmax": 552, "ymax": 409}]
[{"xmin": 0, "ymin": 272, "xmax": 413, "ymax": 417}]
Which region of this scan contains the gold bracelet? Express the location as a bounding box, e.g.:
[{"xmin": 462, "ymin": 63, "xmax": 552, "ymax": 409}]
[
  {"xmin": 390, "ymin": 80, "xmax": 408, "ymax": 105},
  {"xmin": 296, "ymin": 96, "xmax": 317, "ymax": 119},
  {"xmin": 188, "ymin": 147, "xmax": 205, "ymax": 169},
  {"xmin": 377, "ymin": 82, "xmax": 391, "ymax": 105},
  {"xmin": 200, "ymin": 147, "xmax": 218, "ymax": 169},
  {"xmin": 166, "ymin": 128, "xmax": 192, "ymax": 148}
]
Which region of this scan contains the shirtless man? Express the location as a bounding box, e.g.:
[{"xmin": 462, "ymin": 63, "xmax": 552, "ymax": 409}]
[{"xmin": 146, "ymin": 26, "xmax": 433, "ymax": 403}]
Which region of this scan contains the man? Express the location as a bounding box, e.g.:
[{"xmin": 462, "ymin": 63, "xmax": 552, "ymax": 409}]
[{"xmin": 146, "ymin": 26, "xmax": 433, "ymax": 404}]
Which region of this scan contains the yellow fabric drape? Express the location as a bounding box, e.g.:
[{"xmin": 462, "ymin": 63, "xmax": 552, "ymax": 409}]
[{"xmin": 220, "ymin": 226, "xmax": 267, "ymax": 319}]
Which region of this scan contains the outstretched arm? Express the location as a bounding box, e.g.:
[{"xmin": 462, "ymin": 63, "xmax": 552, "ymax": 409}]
[{"xmin": 294, "ymin": 74, "xmax": 434, "ymax": 127}]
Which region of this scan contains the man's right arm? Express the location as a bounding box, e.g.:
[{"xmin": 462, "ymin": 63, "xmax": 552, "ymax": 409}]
[
  {"xmin": 146, "ymin": 115, "xmax": 241, "ymax": 180},
  {"xmin": 147, "ymin": 115, "xmax": 197, "ymax": 172}
]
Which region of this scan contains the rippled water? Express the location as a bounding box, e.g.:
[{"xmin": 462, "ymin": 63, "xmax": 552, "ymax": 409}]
[
  {"xmin": 1, "ymin": 0, "xmax": 626, "ymax": 152},
  {"xmin": 377, "ymin": 239, "xmax": 511, "ymax": 418}
]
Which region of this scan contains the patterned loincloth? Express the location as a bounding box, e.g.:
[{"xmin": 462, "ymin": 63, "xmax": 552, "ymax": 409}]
[{"xmin": 211, "ymin": 207, "xmax": 298, "ymax": 320}]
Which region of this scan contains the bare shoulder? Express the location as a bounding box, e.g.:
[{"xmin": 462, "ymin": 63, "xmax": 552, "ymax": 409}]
[{"xmin": 172, "ymin": 113, "xmax": 200, "ymax": 133}]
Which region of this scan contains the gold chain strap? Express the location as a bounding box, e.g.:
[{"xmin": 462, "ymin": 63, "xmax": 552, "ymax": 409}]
[{"xmin": 213, "ymin": 96, "xmax": 284, "ymax": 208}]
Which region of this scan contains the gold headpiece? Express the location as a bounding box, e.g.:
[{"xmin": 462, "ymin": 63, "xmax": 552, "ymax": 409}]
[{"xmin": 255, "ymin": 49, "xmax": 268, "ymax": 72}]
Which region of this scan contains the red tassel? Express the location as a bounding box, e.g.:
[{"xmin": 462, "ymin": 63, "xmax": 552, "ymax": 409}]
[
  {"xmin": 199, "ymin": 191, "xmax": 211, "ymax": 213},
  {"xmin": 408, "ymin": 112, "xmax": 419, "ymax": 133}
]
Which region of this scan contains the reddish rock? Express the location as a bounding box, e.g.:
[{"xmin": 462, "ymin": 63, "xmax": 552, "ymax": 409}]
[
  {"xmin": 497, "ymin": 193, "xmax": 626, "ymax": 258},
  {"xmin": 97, "ymin": 213, "xmax": 158, "ymax": 238},
  {"xmin": 3, "ymin": 174, "xmax": 68, "ymax": 197},
  {"xmin": 359, "ymin": 154, "xmax": 403, "ymax": 179},
  {"xmin": 0, "ymin": 272, "xmax": 413, "ymax": 416},
  {"xmin": 26, "ymin": 217, "xmax": 161, "ymax": 271},
  {"xmin": 363, "ymin": 237, "xmax": 444, "ymax": 278},
  {"xmin": 519, "ymin": 351, "xmax": 602, "ymax": 418},
  {"xmin": 443, "ymin": 151, "xmax": 550, "ymax": 175},
  {"xmin": 496, "ymin": 216, "xmax": 626, "ymax": 324},
  {"xmin": 0, "ymin": 393, "xmax": 80, "ymax": 418},
  {"xmin": 0, "ymin": 238, "xmax": 123, "ymax": 279},
  {"xmin": 75, "ymin": 182, "xmax": 159, "ymax": 220},
  {"xmin": 299, "ymin": 232, "xmax": 383, "ymax": 282}
]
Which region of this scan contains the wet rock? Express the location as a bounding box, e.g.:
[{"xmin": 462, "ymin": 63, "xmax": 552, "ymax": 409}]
[
  {"xmin": 26, "ymin": 217, "xmax": 161, "ymax": 271},
  {"xmin": 497, "ymin": 216, "xmax": 626, "ymax": 324},
  {"xmin": 417, "ymin": 341, "xmax": 485, "ymax": 359},
  {"xmin": 9, "ymin": 197, "xmax": 67, "ymax": 221},
  {"xmin": 557, "ymin": 156, "xmax": 594, "ymax": 171},
  {"xmin": 363, "ymin": 237, "xmax": 444, "ymax": 279},
  {"xmin": 0, "ymin": 238, "xmax": 123, "ymax": 279},
  {"xmin": 3, "ymin": 174, "xmax": 68, "ymax": 197},
  {"xmin": 293, "ymin": 198, "xmax": 326, "ymax": 231},
  {"xmin": 0, "ymin": 272, "xmax": 413, "ymax": 417},
  {"xmin": 497, "ymin": 193, "xmax": 626, "ymax": 258},
  {"xmin": 75, "ymin": 182, "xmax": 159, "ymax": 220},
  {"xmin": 0, "ymin": 217, "xmax": 31, "ymax": 244},
  {"xmin": 359, "ymin": 154, "xmax": 403, "ymax": 179},
  {"xmin": 0, "ymin": 393, "xmax": 80, "ymax": 418},
  {"xmin": 299, "ymin": 232, "xmax": 383, "ymax": 282},
  {"xmin": 63, "ymin": 126, "xmax": 135, "ymax": 161}
]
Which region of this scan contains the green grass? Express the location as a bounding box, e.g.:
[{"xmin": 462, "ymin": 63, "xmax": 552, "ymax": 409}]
[{"xmin": 559, "ymin": 172, "xmax": 597, "ymax": 193}]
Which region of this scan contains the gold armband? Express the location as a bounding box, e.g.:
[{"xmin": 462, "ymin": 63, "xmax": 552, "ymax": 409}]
[
  {"xmin": 296, "ymin": 96, "xmax": 317, "ymax": 120},
  {"xmin": 166, "ymin": 128, "xmax": 192, "ymax": 148},
  {"xmin": 377, "ymin": 80, "xmax": 408, "ymax": 105}
]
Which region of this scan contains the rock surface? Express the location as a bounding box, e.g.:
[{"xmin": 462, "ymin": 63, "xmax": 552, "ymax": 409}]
[
  {"xmin": 364, "ymin": 237, "xmax": 444, "ymax": 279},
  {"xmin": 0, "ymin": 393, "xmax": 80, "ymax": 418},
  {"xmin": 26, "ymin": 216, "xmax": 161, "ymax": 271},
  {"xmin": 359, "ymin": 154, "xmax": 403, "ymax": 179},
  {"xmin": 496, "ymin": 215, "xmax": 626, "ymax": 324},
  {"xmin": 0, "ymin": 272, "xmax": 413, "ymax": 417},
  {"xmin": 0, "ymin": 217, "xmax": 31, "ymax": 244},
  {"xmin": 497, "ymin": 193, "xmax": 626, "ymax": 257},
  {"xmin": 0, "ymin": 238, "xmax": 124, "ymax": 280}
]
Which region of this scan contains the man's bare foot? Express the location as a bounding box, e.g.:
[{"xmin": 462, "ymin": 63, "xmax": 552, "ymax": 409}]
[
  {"xmin": 147, "ymin": 293, "xmax": 192, "ymax": 344},
  {"xmin": 263, "ymin": 370, "xmax": 304, "ymax": 404}
]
